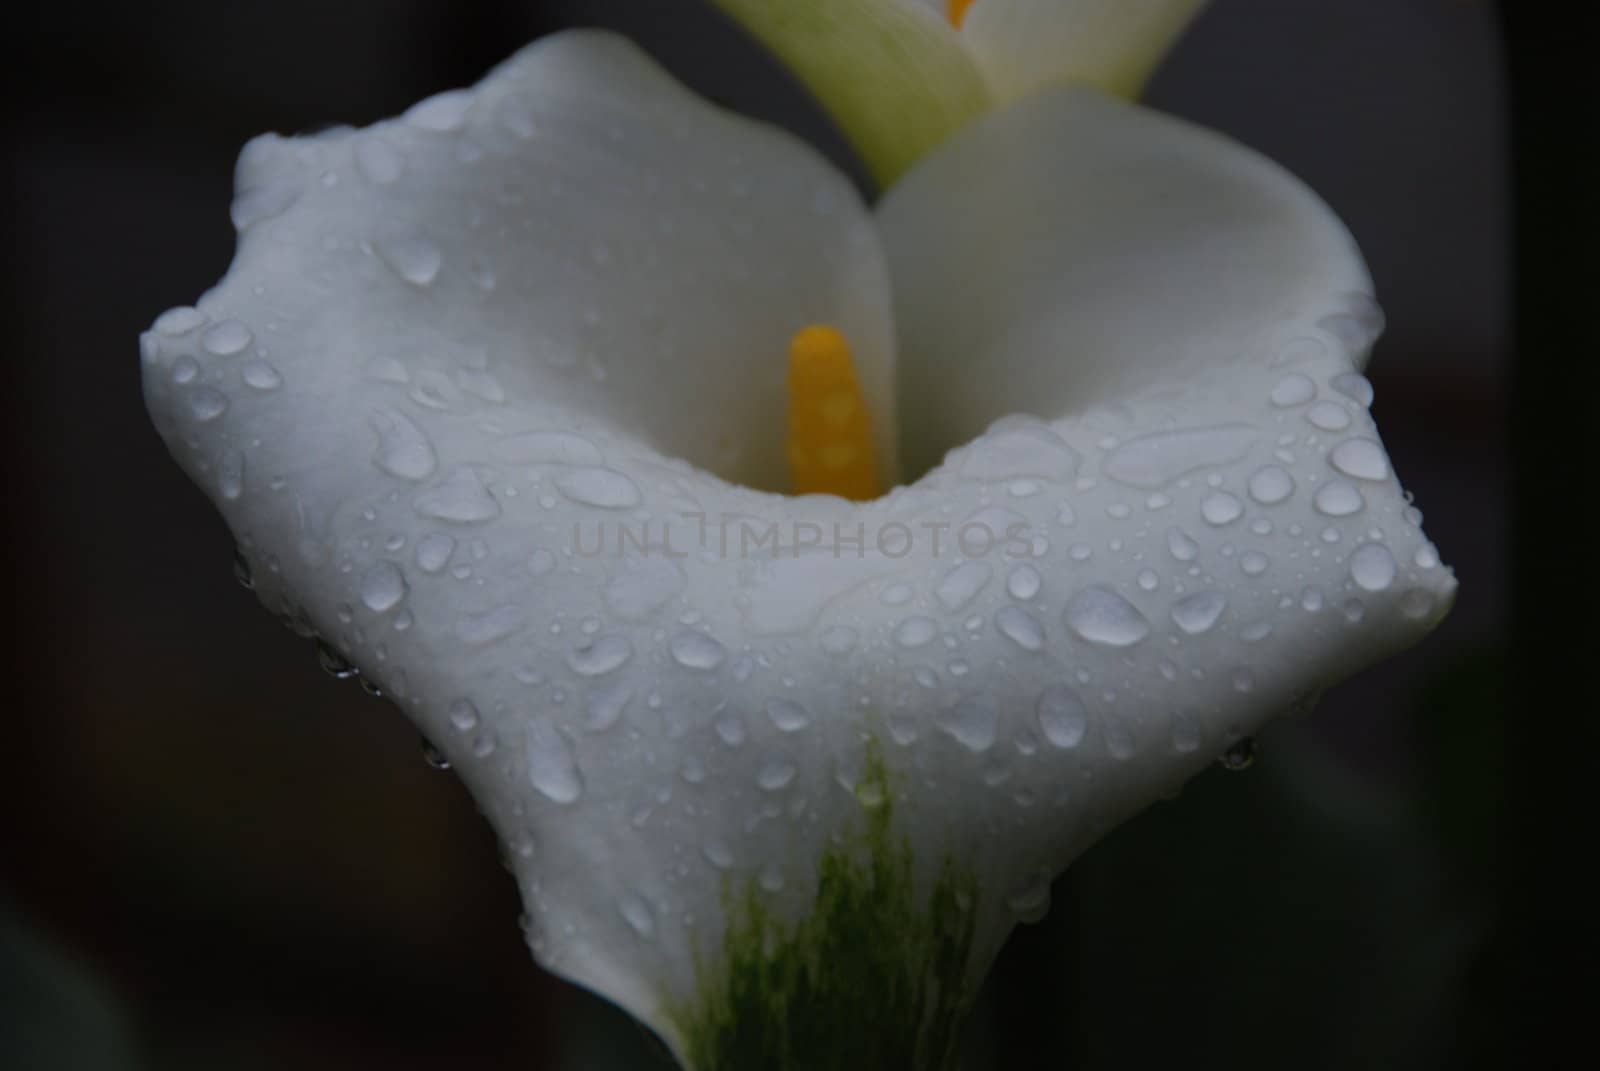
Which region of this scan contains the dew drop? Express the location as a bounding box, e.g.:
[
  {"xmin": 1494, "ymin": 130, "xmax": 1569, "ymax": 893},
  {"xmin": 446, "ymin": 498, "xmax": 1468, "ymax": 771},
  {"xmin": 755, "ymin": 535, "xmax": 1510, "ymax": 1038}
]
[
  {"xmin": 232, "ymin": 548, "xmax": 254, "ymax": 590},
  {"xmin": 359, "ymin": 561, "xmax": 407, "ymax": 613},
  {"xmin": 371, "ymin": 408, "xmax": 437, "ymax": 481},
  {"xmin": 188, "ymin": 387, "xmax": 229, "ymax": 422},
  {"xmin": 405, "ymin": 89, "xmax": 474, "ymax": 132},
  {"xmin": 1036, "ymin": 685, "xmax": 1087, "ymax": 749},
  {"xmin": 414, "ymin": 468, "xmax": 499, "ymax": 523},
  {"xmin": 1103, "ymin": 425, "xmax": 1257, "ymax": 489},
  {"xmin": 555, "ymin": 468, "xmax": 641, "ymax": 509},
  {"xmin": 1167, "ymin": 526, "xmax": 1199, "ymax": 562},
  {"xmin": 702, "ymin": 836, "xmax": 735, "ymax": 870},
  {"xmin": 355, "ymin": 138, "xmax": 402, "ymax": 184},
  {"xmin": 1331, "ymin": 373, "xmax": 1375, "ymax": 408},
  {"xmin": 414, "ymin": 532, "xmax": 455, "ymax": 573},
  {"xmin": 526, "ymin": 718, "xmax": 583, "ymax": 804},
  {"xmin": 766, "ymin": 699, "xmax": 811, "ymax": 733},
  {"xmin": 1200, "ymin": 492, "xmax": 1243, "ymax": 526},
  {"xmin": 1270, "ymin": 373, "xmax": 1316, "ymax": 407},
  {"xmin": 448, "ymin": 699, "xmax": 480, "ymax": 733},
  {"xmin": 757, "ymin": 758, "xmax": 797, "ymax": 791},
  {"xmin": 1349, "ymin": 542, "xmax": 1397, "ymax": 592},
  {"xmin": 1170, "ymin": 591, "xmax": 1227, "ymax": 635},
  {"xmin": 1247, "ymin": 465, "xmax": 1294, "ymax": 505},
  {"xmin": 940, "ymin": 697, "xmax": 999, "ymax": 752},
  {"xmin": 670, "ymin": 631, "xmax": 725, "ymax": 670},
  {"xmin": 1306, "ymin": 401, "xmax": 1351, "ymax": 431},
  {"xmin": 1313, "ymin": 480, "xmax": 1365, "ymax": 517},
  {"xmin": 456, "ymin": 605, "xmax": 526, "ymax": 646},
  {"xmin": 1007, "ymin": 564, "xmax": 1042, "ymax": 600},
  {"xmin": 567, "ymin": 635, "xmax": 632, "ymax": 677},
  {"xmin": 1329, "ymin": 438, "xmax": 1391, "ymax": 482},
  {"xmin": 995, "ymin": 606, "xmax": 1045, "ymax": 651},
  {"xmin": 316, "ymin": 641, "xmax": 358, "ymax": 680},
  {"xmin": 606, "ymin": 559, "xmax": 685, "ymax": 621},
  {"xmin": 217, "ymin": 450, "xmax": 244, "ymax": 500},
  {"xmin": 170, "ymin": 356, "xmax": 200, "ymax": 384},
  {"xmin": 894, "ymin": 616, "xmax": 937, "ymax": 649},
  {"xmin": 201, "ymin": 319, "xmax": 253, "ymax": 357},
  {"xmin": 420, "ymin": 737, "xmax": 450, "ymax": 770},
  {"xmin": 1064, "ymin": 586, "xmax": 1150, "ymax": 647},
  {"xmin": 242, "ymin": 359, "xmax": 282, "ymax": 390}
]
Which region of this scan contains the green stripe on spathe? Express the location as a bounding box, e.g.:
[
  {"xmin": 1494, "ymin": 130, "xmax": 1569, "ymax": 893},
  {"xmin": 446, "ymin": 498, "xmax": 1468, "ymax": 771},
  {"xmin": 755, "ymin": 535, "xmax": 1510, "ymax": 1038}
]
[{"xmin": 673, "ymin": 738, "xmax": 982, "ymax": 1071}]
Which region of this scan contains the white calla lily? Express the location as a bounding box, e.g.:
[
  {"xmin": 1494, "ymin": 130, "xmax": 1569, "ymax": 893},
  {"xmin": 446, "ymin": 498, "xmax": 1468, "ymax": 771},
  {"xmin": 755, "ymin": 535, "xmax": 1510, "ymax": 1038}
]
[{"xmin": 142, "ymin": 25, "xmax": 1454, "ymax": 1071}]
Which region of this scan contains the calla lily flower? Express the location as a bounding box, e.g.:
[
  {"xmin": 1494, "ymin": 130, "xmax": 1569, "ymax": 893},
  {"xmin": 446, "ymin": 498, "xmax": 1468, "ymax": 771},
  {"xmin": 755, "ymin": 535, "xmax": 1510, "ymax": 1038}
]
[{"xmin": 141, "ymin": 9, "xmax": 1455, "ymax": 1071}]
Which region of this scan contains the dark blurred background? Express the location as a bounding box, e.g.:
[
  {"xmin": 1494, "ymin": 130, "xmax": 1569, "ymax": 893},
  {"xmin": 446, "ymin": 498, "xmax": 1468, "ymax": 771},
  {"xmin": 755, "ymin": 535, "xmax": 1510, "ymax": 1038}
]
[{"xmin": 6, "ymin": 1, "xmax": 1585, "ymax": 1067}]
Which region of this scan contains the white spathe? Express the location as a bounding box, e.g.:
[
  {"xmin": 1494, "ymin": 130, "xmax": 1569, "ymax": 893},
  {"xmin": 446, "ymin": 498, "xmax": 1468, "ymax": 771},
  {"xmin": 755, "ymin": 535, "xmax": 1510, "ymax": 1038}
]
[{"xmin": 142, "ymin": 29, "xmax": 1454, "ymax": 1062}]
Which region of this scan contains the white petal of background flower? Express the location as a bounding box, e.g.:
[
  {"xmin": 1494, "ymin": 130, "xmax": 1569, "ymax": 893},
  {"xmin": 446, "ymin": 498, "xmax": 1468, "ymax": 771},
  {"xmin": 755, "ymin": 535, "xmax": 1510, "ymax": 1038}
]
[{"xmin": 141, "ymin": 24, "xmax": 1455, "ymax": 1066}]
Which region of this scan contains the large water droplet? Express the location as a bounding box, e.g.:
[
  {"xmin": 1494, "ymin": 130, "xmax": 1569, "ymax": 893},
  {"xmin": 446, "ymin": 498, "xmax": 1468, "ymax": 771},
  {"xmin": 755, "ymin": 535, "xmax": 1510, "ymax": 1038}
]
[
  {"xmin": 555, "ymin": 468, "xmax": 641, "ymax": 509},
  {"xmin": 1036, "ymin": 685, "xmax": 1087, "ymax": 749},
  {"xmin": 242, "ymin": 360, "xmax": 282, "ymax": 391},
  {"xmin": 1247, "ymin": 465, "xmax": 1294, "ymax": 505},
  {"xmin": 1329, "ymin": 438, "xmax": 1391, "ymax": 482},
  {"xmin": 1349, "ymin": 542, "xmax": 1397, "ymax": 592},
  {"xmin": 1167, "ymin": 526, "xmax": 1199, "ymax": 562},
  {"xmin": 1200, "ymin": 492, "xmax": 1243, "ymax": 526},
  {"xmin": 1270, "ymin": 373, "xmax": 1316, "ymax": 407},
  {"xmin": 893, "ymin": 616, "xmax": 937, "ymax": 649},
  {"xmin": 201, "ymin": 319, "xmax": 253, "ymax": 357},
  {"xmin": 940, "ymin": 697, "xmax": 998, "ymax": 752},
  {"xmin": 1170, "ymin": 591, "xmax": 1227, "ymax": 635},
  {"xmin": 526, "ymin": 718, "xmax": 583, "ymax": 803},
  {"xmin": 1313, "ymin": 480, "xmax": 1364, "ymax": 517},
  {"xmin": 766, "ymin": 699, "xmax": 811, "ymax": 733},
  {"xmin": 1064, "ymin": 586, "xmax": 1150, "ymax": 647},
  {"xmin": 359, "ymin": 561, "xmax": 407, "ymax": 613},
  {"xmin": 415, "ymin": 532, "xmax": 455, "ymax": 573},
  {"xmin": 189, "ymin": 387, "xmax": 229, "ymax": 423},
  {"xmin": 995, "ymin": 606, "xmax": 1045, "ymax": 651},
  {"xmin": 371, "ymin": 408, "xmax": 437, "ymax": 481},
  {"xmin": 670, "ymin": 631, "xmax": 725, "ymax": 670},
  {"xmin": 567, "ymin": 635, "xmax": 633, "ymax": 677},
  {"xmin": 757, "ymin": 757, "xmax": 797, "ymax": 791},
  {"xmin": 414, "ymin": 468, "xmax": 499, "ymax": 523},
  {"xmin": 1007, "ymin": 564, "xmax": 1042, "ymax": 600}
]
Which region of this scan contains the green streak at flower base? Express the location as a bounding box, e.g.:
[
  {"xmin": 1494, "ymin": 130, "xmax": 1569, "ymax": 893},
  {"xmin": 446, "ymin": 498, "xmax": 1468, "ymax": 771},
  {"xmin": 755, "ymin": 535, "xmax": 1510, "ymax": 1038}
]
[{"xmin": 671, "ymin": 740, "xmax": 981, "ymax": 1071}]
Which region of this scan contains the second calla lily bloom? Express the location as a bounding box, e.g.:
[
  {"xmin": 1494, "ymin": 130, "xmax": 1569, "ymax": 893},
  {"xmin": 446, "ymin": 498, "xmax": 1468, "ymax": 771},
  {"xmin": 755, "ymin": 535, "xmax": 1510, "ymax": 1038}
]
[{"xmin": 141, "ymin": 20, "xmax": 1455, "ymax": 1071}]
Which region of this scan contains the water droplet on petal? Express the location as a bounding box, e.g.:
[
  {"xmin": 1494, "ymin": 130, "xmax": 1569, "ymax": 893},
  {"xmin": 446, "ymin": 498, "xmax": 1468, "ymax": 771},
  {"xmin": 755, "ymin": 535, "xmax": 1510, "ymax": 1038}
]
[
  {"xmin": 405, "ymin": 89, "xmax": 474, "ymax": 132},
  {"xmin": 757, "ymin": 757, "xmax": 797, "ymax": 791},
  {"xmin": 1036, "ymin": 686, "xmax": 1087, "ymax": 749},
  {"xmin": 1167, "ymin": 526, "xmax": 1199, "ymax": 562},
  {"xmin": 1314, "ymin": 480, "xmax": 1365, "ymax": 517},
  {"xmin": 371, "ymin": 408, "xmax": 437, "ymax": 481},
  {"xmin": 555, "ymin": 468, "xmax": 641, "ymax": 509},
  {"xmin": 1007, "ymin": 564, "xmax": 1041, "ymax": 600},
  {"xmin": 894, "ymin": 616, "xmax": 937, "ymax": 649},
  {"xmin": 1171, "ymin": 591, "xmax": 1227, "ymax": 635},
  {"xmin": 1247, "ymin": 465, "xmax": 1294, "ymax": 505},
  {"xmin": 201, "ymin": 319, "xmax": 253, "ymax": 356},
  {"xmin": 360, "ymin": 561, "xmax": 407, "ymax": 612},
  {"xmin": 526, "ymin": 718, "xmax": 583, "ymax": 803},
  {"xmin": 1329, "ymin": 438, "xmax": 1391, "ymax": 482},
  {"xmin": 995, "ymin": 606, "xmax": 1044, "ymax": 650},
  {"xmin": 242, "ymin": 359, "xmax": 282, "ymax": 390},
  {"xmin": 189, "ymin": 387, "xmax": 229, "ymax": 422},
  {"xmin": 940, "ymin": 697, "xmax": 999, "ymax": 752},
  {"xmin": 1270, "ymin": 373, "xmax": 1316, "ymax": 407},
  {"xmin": 766, "ymin": 699, "xmax": 810, "ymax": 732},
  {"xmin": 355, "ymin": 138, "xmax": 403, "ymax": 184},
  {"xmin": 414, "ymin": 468, "xmax": 499, "ymax": 523},
  {"xmin": 567, "ymin": 635, "xmax": 632, "ymax": 677},
  {"xmin": 1064, "ymin": 586, "xmax": 1150, "ymax": 647},
  {"xmin": 670, "ymin": 631, "xmax": 725, "ymax": 670},
  {"xmin": 1200, "ymin": 492, "xmax": 1243, "ymax": 526},
  {"xmin": 1349, "ymin": 542, "xmax": 1396, "ymax": 592}
]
